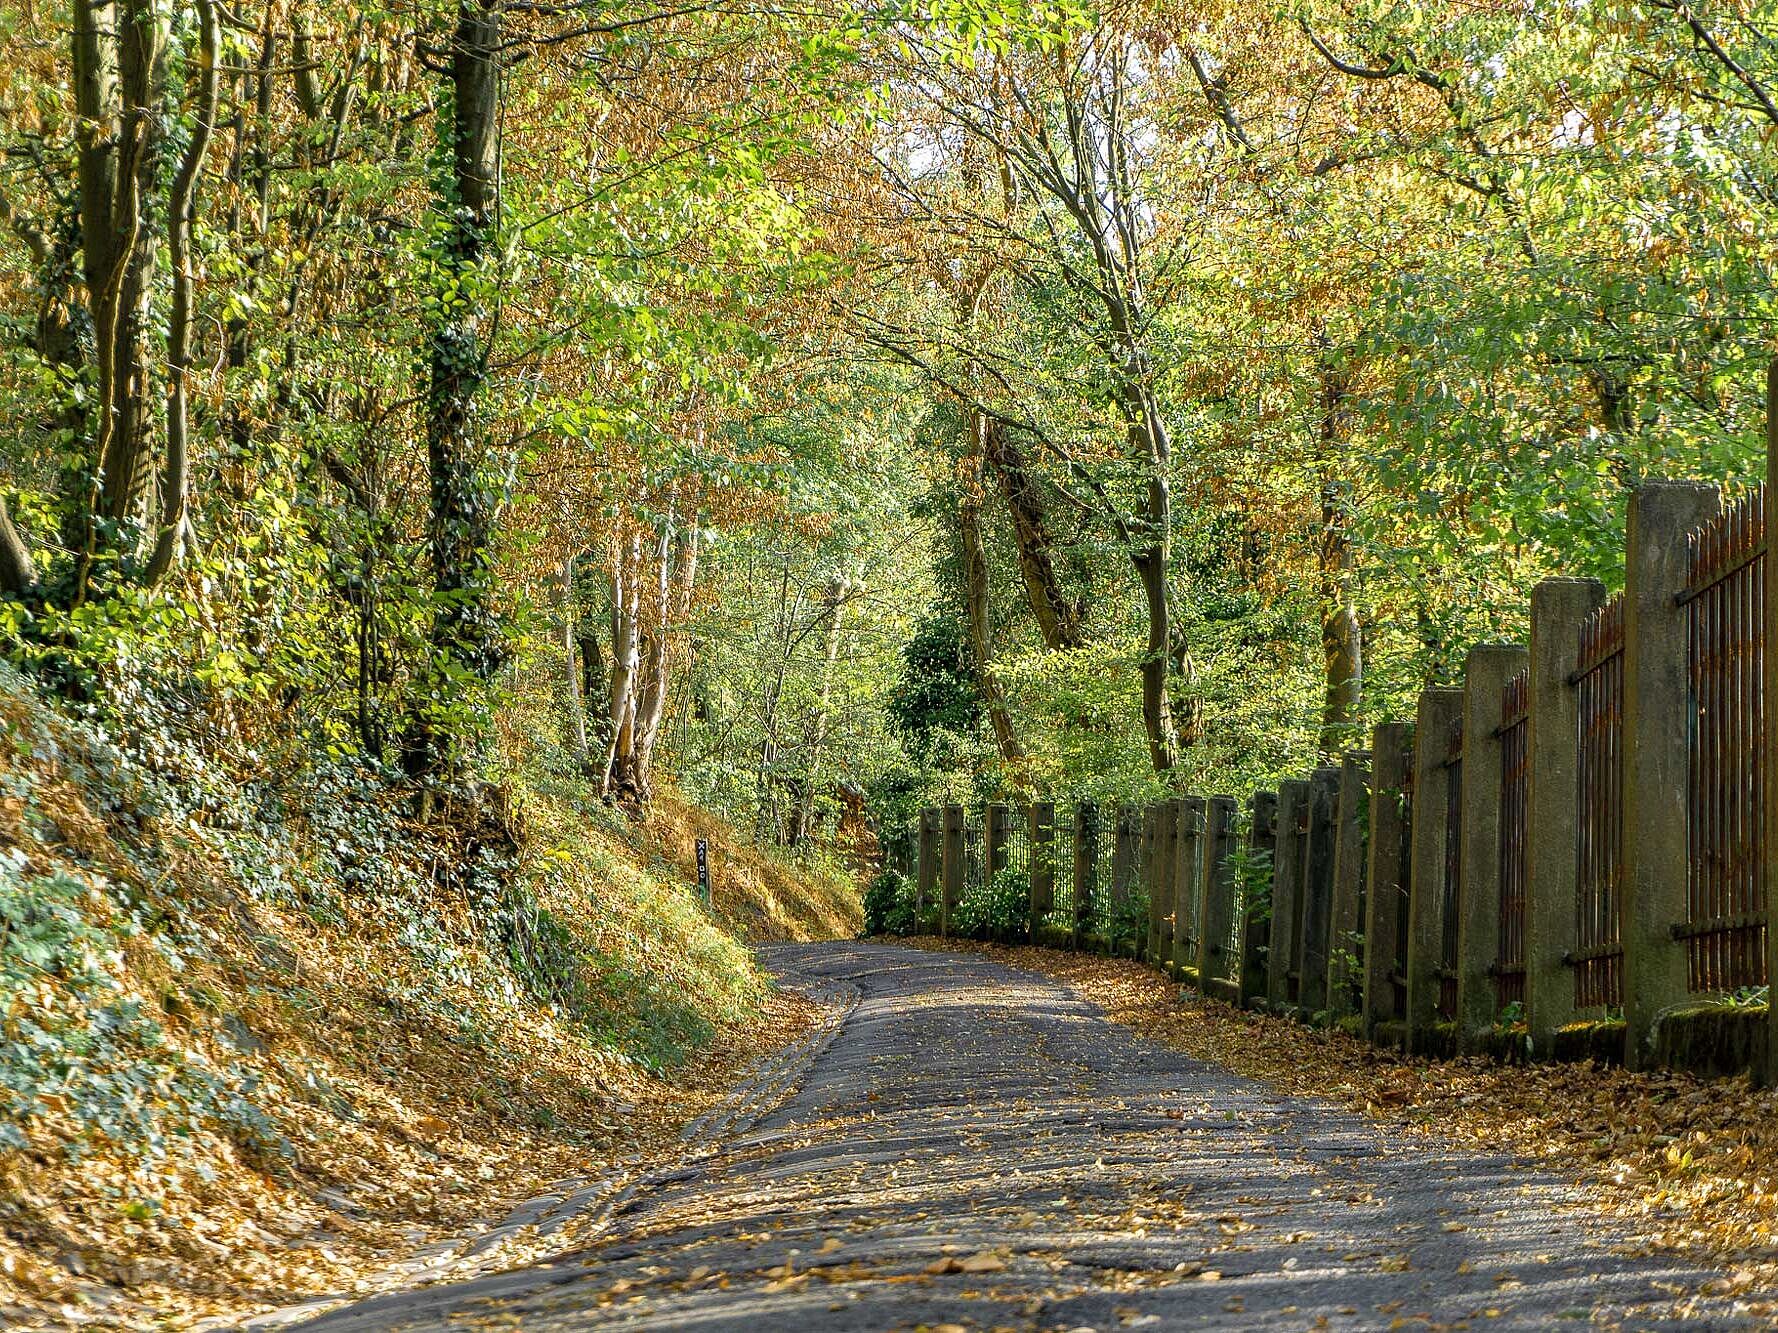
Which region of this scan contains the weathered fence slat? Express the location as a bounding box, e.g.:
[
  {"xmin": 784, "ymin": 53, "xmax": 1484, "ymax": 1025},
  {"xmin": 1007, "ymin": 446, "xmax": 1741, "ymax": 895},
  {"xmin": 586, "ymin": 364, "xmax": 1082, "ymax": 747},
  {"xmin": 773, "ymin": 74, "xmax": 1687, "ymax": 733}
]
[
  {"xmin": 1199, "ymin": 796, "xmax": 1238, "ymax": 999},
  {"xmin": 1298, "ymin": 767, "xmax": 1341, "ymax": 1015},
  {"xmin": 1239, "ymin": 791, "xmax": 1277, "ymax": 1005},
  {"xmin": 1268, "ymin": 779, "xmax": 1311, "ymax": 1011},
  {"xmin": 1439, "ymin": 714, "xmax": 1463, "ymax": 1024},
  {"xmin": 1456, "ymin": 644, "xmax": 1527, "ymax": 1050},
  {"xmin": 1407, "ymin": 688, "xmax": 1463, "ymax": 1053}
]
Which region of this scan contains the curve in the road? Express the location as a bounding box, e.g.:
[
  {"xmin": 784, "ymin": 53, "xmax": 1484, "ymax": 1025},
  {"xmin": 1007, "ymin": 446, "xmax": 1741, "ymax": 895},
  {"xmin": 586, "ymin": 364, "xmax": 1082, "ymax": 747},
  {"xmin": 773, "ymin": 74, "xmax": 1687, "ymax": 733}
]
[{"xmin": 283, "ymin": 941, "xmax": 1752, "ymax": 1331}]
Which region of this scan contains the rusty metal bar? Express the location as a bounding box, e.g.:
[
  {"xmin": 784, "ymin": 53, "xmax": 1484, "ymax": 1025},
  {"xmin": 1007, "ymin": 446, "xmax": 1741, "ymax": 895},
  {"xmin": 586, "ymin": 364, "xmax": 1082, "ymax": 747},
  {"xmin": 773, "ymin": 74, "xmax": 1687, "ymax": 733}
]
[
  {"xmin": 1683, "ymin": 486, "xmax": 1767, "ymax": 993},
  {"xmin": 1575, "ymin": 594, "xmax": 1626, "ymax": 1009}
]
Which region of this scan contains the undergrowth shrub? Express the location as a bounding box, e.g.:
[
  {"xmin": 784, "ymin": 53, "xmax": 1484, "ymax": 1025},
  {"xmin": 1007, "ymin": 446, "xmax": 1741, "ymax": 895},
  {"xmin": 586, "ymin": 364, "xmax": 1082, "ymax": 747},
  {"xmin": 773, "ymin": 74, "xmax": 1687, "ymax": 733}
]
[
  {"xmin": 863, "ymin": 867, "xmax": 915, "ymax": 935},
  {"xmin": 0, "ymin": 850, "xmax": 285, "ymax": 1165},
  {"xmin": 1107, "ymin": 884, "xmax": 1148, "ymax": 950},
  {"xmin": 954, "ymin": 865, "xmax": 1027, "ymax": 940}
]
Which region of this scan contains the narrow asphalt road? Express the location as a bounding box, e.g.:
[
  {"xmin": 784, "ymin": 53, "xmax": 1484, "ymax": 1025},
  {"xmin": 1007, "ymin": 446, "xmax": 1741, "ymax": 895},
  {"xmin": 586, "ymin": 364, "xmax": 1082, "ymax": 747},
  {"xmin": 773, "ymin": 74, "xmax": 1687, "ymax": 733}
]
[{"xmin": 290, "ymin": 941, "xmax": 1750, "ymax": 1330}]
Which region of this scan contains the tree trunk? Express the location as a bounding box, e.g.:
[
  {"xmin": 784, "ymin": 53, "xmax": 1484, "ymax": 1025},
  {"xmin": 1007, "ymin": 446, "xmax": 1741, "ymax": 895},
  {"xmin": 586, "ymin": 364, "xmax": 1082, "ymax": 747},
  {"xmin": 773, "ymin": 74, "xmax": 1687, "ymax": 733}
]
[
  {"xmin": 555, "ymin": 554, "xmax": 589, "ymax": 760},
  {"xmin": 791, "ymin": 576, "xmax": 848, "ymax": 845},
  {"xmin": 71, "ymin": 0, "xmax": 167, "ymax": 590},
  {"xmin": 1124, "ymin": 379, "xmax": 1187, "ymax": 772},
  {"xmin": 962, "ymin": 412, "xmax": 1025, "ymax": 768},
  {"xmin": 754, "ymin": 557, "xmax": 797, "ymax": 841},
  {"xmin": 981, "ymin": 418, "xmax": 1083, "ymax": 650},
  {"xmin": 1316, "ymin": 354, "xmax": 1363, "ymax": 755},
  {"xmin": 0, "ymin": 499, "xmax": 39, "ymax": 599},
  {"xmin": 146, "ymin": 0, "xmax": 218, "ymax": 584},
  {"xmin": 413, "ymin": 0, "xmax": 503, "ymax": 783},
  {"xmin": 632, "ymin": 518, "xmax": 698, "ymax": 794},
  {"xmin": 602, "ymin": 531, "xmax": 643, "ymax": 799}
]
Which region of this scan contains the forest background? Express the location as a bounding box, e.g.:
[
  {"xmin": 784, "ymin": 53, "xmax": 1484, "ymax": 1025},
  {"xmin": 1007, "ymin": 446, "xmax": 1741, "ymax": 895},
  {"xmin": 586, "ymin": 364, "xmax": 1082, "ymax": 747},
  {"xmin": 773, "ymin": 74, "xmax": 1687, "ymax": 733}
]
[
  {"xmin": 2, "ymin": 0, "xmax": 1778, "ymax": 1316},
  {"xmin": 5, "ymin": 0, "xmax": 1777, "ymax": 830}
]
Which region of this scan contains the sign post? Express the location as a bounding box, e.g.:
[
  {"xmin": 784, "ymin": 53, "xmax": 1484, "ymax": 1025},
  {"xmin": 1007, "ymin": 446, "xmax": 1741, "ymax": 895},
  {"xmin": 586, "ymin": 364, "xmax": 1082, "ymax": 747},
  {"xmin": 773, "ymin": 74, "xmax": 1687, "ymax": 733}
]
[{"xmin": 694, "ymin": 838, "xmax": 710, "ymax": 903}]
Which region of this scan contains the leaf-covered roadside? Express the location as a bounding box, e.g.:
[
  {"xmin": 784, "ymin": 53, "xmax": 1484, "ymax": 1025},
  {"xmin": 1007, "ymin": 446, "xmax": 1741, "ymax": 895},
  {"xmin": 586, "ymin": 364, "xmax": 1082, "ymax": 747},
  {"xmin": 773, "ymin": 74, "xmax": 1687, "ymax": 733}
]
[
  {"xmin": 922, "ymin": 941, "xmax": 1778, "ymax": 1318},
  {"xmin": 0, "ymin": 670, "xmax": 843, "ymax": 1331}
]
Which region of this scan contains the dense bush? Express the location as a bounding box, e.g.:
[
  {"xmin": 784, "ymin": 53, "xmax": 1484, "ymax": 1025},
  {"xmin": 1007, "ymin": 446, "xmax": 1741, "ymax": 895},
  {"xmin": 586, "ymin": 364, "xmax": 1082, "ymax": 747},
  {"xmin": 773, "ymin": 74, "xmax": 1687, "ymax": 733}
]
[
  {"xmin": 954, "ymin": 865, "xmax": 1029, "ymax": 941},
  {"xmin": 1106, "ymin": 885, "xmax": 1149, "ymax": 950},
  {"xmin": 863, "ymin": 867, "xmax": 916, "ymax": 936}
]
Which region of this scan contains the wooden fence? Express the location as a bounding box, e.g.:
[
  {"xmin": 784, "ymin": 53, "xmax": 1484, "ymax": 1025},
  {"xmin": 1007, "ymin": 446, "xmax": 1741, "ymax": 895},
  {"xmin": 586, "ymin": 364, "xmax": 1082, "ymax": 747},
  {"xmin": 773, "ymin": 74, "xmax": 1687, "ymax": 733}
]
[{"xmin": 882, "ymin": 371, "xmax": 1778, "ymax": 1081}]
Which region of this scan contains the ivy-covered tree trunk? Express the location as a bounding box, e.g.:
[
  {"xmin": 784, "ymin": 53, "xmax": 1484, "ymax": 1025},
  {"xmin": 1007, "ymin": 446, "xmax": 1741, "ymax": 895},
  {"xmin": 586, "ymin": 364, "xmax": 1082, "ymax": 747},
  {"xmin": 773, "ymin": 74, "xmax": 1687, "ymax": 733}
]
[
  {"xmin": 74, "ymin": 0, "xmax": 166, "ymax": 583},
  {"xmin": 413, "ymin": 0, "xmax": 505, "ymax": 787}
]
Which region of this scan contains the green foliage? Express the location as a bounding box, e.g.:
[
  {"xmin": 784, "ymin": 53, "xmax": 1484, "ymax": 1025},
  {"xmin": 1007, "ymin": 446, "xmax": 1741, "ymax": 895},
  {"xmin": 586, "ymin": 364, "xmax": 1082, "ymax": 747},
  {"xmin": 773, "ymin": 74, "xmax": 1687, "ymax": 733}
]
[
  {"xmin": 0, "ymin": 852, "xmax": 285, "ymax": 1163},
  {"xmin": 863, "ymin": 867, "xmax": 917, "ymax": 936},
  {"xmin": 1104, "ymin": 884, "xmax": 1149, "ymax": 953},
  {"xmin": 1226, "ymin": 844, "xmax": 1274, "ymax": 930},
  {"xmin": 1492, "ymin": 1000, "xmax": 1533, "ymax": 1061},
  {"xmin": 888, "ymin": 612, "xmax": 982, "ymax": 766},
  {"xmin": 953, "ymin": 864, "xmax": 1029, "ymax": 941}
]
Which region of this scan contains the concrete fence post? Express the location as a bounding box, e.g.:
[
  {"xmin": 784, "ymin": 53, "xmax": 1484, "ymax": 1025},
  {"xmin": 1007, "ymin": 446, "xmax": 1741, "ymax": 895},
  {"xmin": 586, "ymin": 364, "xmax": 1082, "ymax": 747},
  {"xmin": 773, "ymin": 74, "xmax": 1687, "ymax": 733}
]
[
  {"xmin": 1198, "ymin": 796, "xmax": 1238, "ymax": 999},
  {"xmin": 1173, "ymin": 796, "xmax": 1205, "ymax": 979},
  {"xmin": 1526, "ymin": 577, "xmax": 1606, "ymax": 1058},
  {"xmin": 1029, "ymin": 800, "xmax": 1056, "ymax": 938},
  {"xmin": 1112, "ymin": 804, "xmax": 1137, "ymax": 912},
  {"xmin": 917, "ymin": 807, "xmax": 940, "ymax": 922},
  {"xmin": 1160, "ymin": 801, "xmax": 1184, "ymax": 971},
  {"xmin": 1623, "ymin": 480, "xmax": 1722, "ymax": 1070},
  {"xmin": 1239, "ymin": 791, "xmax": 1278, "ymax": 1006},
  {"xmin": 1362, "ymin": 724, "xmax": 1414, "ymax": 1044},
  {"xmin": 1456, "ymin": 643, "xmax": 1531, "ymax": 1052},
  {"xmin": 1142, "ymin": 804, "xmax": 1163, "ymax": 962},
  {"xmin": 1072, "ymin": 800, "xmax": 1098, "ymax": 948},
  {"xmin": 1407, "ymin": 688, "xmax": 1464, "ymax": 1054},
  {"xmin": 1298, "ymin": 766, "xmax": 1341, "ymax": 1016},
  {"xmin": 941, "ymin": 804, "xmax": 964, "ymax": 938},
  {"xmin": 1326, "ymin": 752, "xmax": 1372, "ymax": 1024},
  {"xmin": 1268, "ymin": 779, "xmax": 1311, "ymax": 1010}
]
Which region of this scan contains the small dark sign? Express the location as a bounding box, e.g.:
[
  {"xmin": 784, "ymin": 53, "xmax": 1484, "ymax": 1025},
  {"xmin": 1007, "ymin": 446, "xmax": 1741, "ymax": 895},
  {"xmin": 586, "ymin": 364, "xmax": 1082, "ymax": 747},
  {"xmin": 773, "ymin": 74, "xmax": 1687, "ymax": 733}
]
[{"xmin": 695, "ymin": 838, "xmax": 710, "ymax": 902}]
